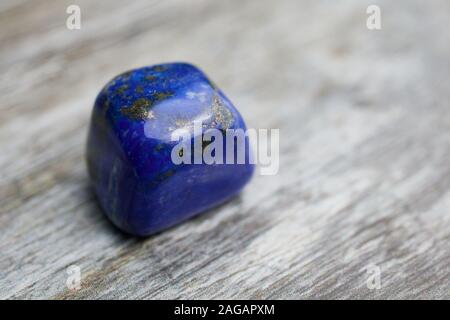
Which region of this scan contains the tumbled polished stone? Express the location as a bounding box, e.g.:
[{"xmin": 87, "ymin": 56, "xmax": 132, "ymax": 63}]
[{"xmin": 87, "ymin": 63, "xmax": 254, "ymax": 236}]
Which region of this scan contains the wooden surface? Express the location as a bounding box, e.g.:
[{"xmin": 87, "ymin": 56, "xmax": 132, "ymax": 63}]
[{"xmin": 0, "ymin": 0, "xmax": 449, "ymax": 299}]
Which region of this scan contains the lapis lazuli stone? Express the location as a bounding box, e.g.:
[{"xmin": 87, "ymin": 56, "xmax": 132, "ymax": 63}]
[{"xmin": 87, "ymin": 63, "xmax": 254, "ymax": 236}]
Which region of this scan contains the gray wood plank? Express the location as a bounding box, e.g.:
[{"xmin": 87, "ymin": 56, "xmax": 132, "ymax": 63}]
[{"xmin": 0, "ymin": 0, "xmax": 449, "ymax": 299}]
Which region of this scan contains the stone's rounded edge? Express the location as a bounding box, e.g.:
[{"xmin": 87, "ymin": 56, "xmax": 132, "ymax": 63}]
[
  {"xmin": 126, "ymin": 163, "xmax": 255, "ymax": 237},
  {"xmin": 161, "ymin": 61, "xmax": 201, "ymax": 71},
  {"xmin": 86, "ymin": 102, "xmax": 138, "ymax": 234},
  {"xmin": 104, "ymin": 62, "xmax": 203, "ymax": 85}
]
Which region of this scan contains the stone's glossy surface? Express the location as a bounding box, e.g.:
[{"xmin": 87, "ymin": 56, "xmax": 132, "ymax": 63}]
[{"xmin": 87, "ymin": 63, "xmax": 254, "ymax": 236}]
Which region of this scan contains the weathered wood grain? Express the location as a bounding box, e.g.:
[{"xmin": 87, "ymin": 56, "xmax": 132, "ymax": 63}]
[{"xmin": 0, "ymin": 0, "xmax": 449, "ymax": 299}]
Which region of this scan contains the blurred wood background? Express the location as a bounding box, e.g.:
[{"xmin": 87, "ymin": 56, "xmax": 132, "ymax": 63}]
[{"xmin": 0, "ymin": 0, "xmax": 449, "ymax": 299}]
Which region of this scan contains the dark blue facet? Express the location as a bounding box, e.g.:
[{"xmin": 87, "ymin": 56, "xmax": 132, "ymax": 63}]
[{"xmin": 87, "ymin": 63, "xmax": 254, "ymax": 236}]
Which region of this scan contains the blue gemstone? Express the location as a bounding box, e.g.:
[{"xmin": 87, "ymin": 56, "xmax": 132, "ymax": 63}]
[{"xmin": 87, "ymin": 63, "xmax": 254, "ymax": 236}]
